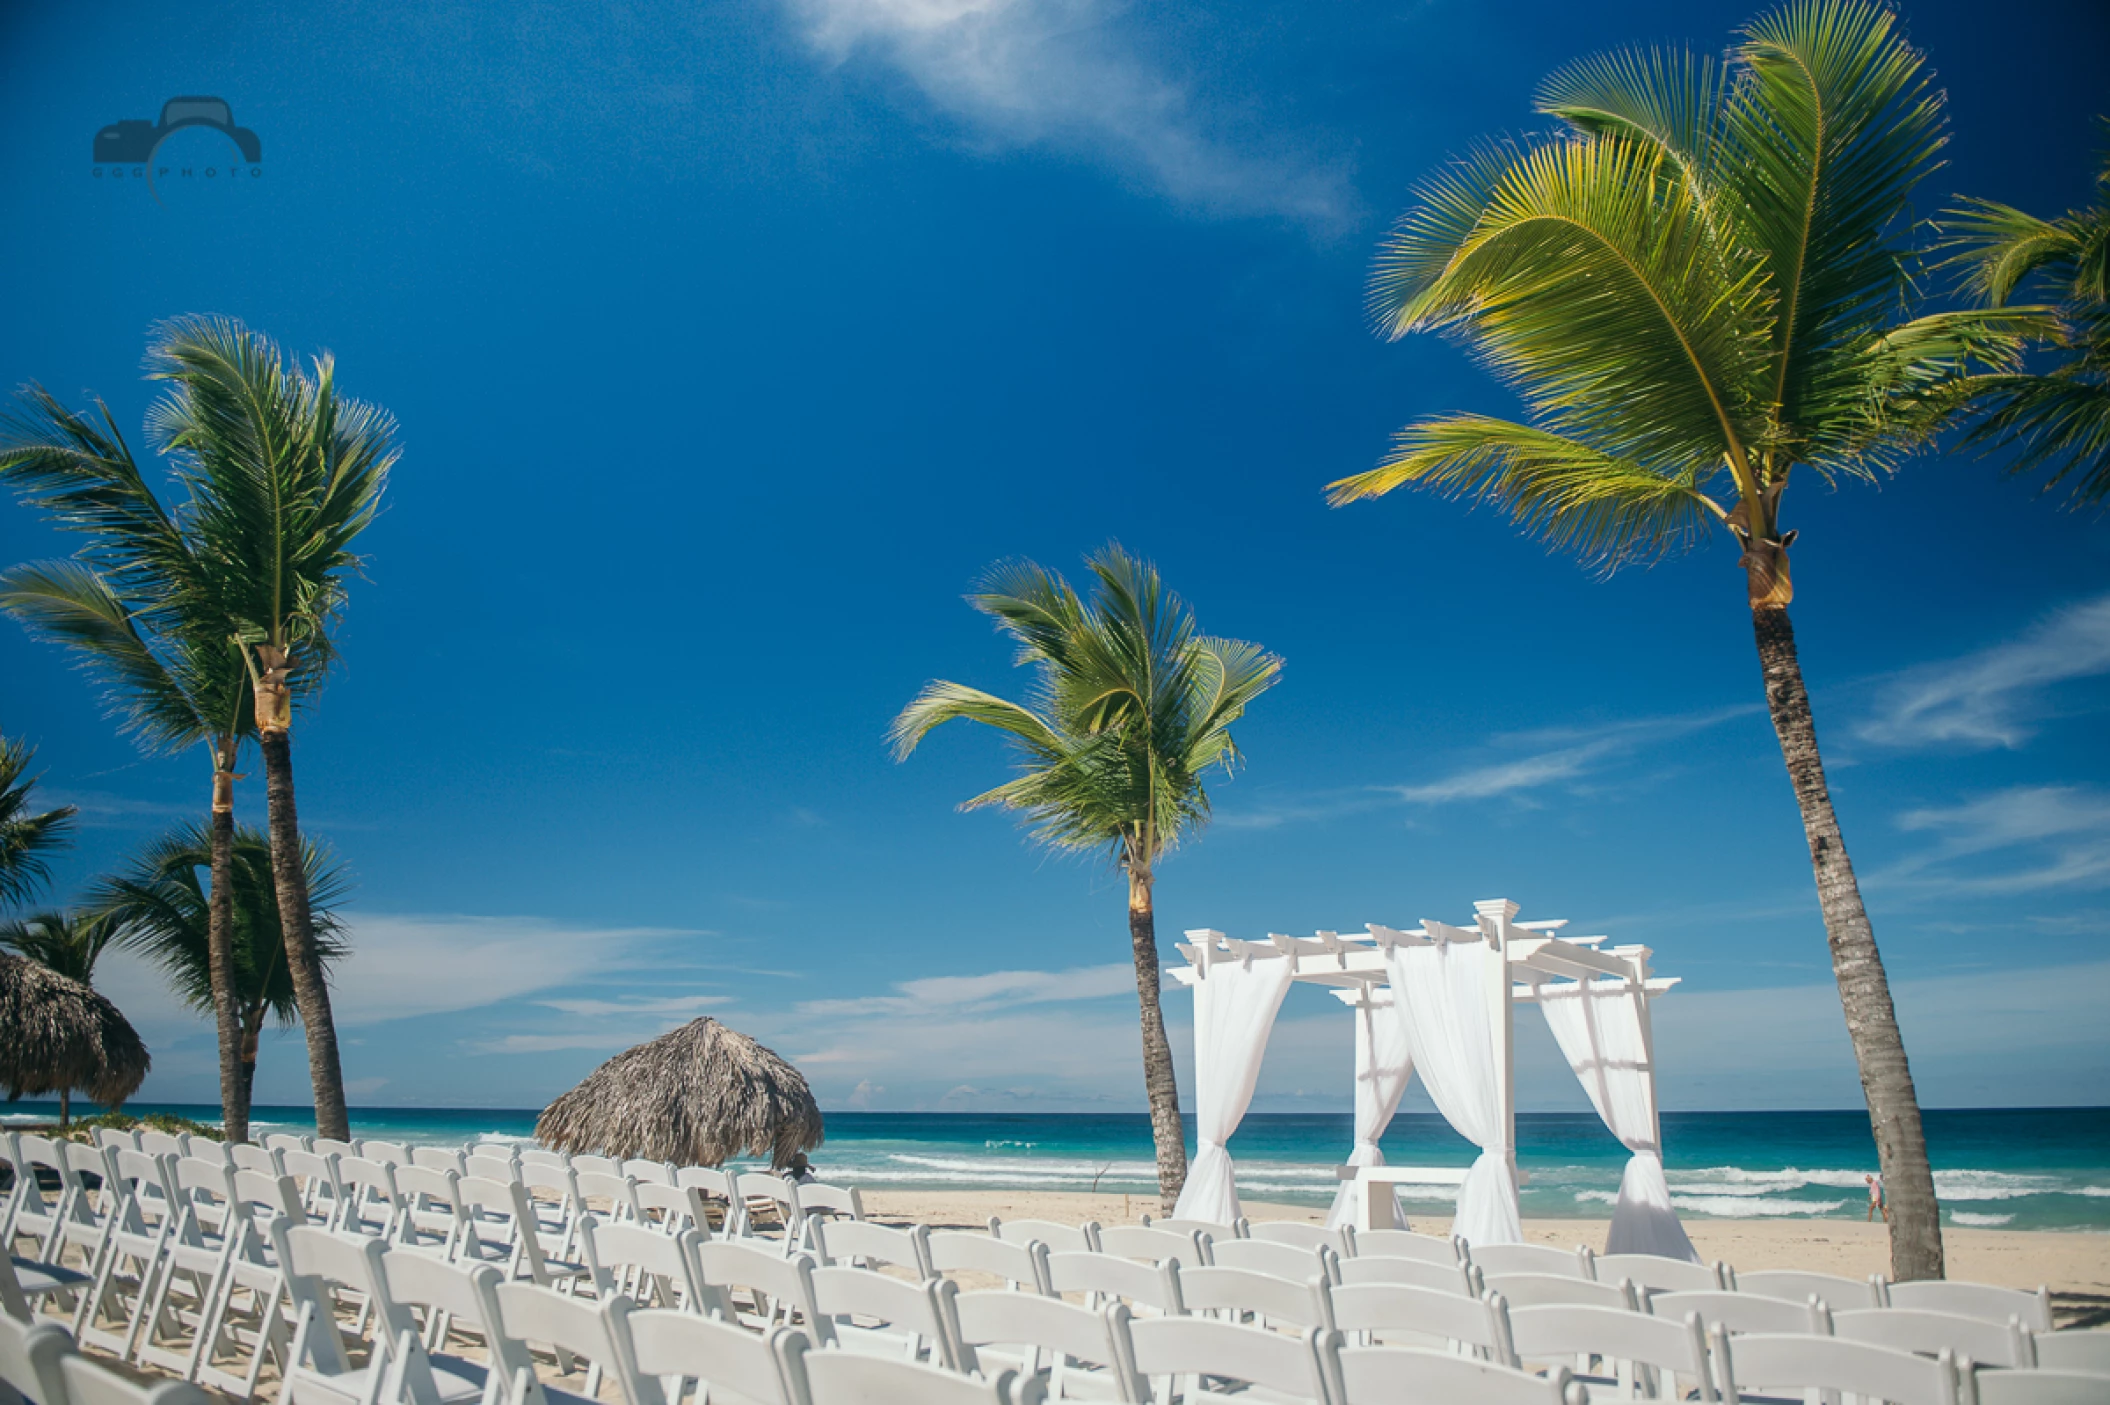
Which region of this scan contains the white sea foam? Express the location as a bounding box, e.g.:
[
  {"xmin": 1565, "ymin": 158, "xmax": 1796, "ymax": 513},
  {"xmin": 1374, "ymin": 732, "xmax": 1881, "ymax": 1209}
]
[
  {"xmin": 2077, "ymin": 1186, "xmax": 2110, "ymax": 1198},
  {"xmin": 1951, "ymin": 1212, "xmax": 2014, "ymax": 1227},
  {"xmin": 1670, "ymin": 1195, "xmax": 1848, "ymax": 1217}
]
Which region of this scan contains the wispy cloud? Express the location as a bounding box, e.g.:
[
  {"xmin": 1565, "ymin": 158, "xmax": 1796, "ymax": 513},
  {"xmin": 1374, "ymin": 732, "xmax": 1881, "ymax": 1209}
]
[
  {"xmin": 797, "ymin": 961, "xmax": 1134, "ymax": 1018},
  {"xmin": 785, "ymin": 0, "xmax": 1352, "ymax": 226},
  {"xmin": 1856, "ymin": 594, "xmax": 2110, "ymax": 751},
  {"xmin": 1877, "ymin": 785, "xmax": 2110, "ymax": 895},
  {"xmin": 537, "ymin": 995, "xmax": 732, "ymax": 1018}
]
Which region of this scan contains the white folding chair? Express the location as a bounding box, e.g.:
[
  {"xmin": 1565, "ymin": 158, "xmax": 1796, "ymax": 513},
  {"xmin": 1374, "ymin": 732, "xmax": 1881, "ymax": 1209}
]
[
  {"xmin": 1209, "ymin": 1238, "xmax": 1336, "ymax": 1285},
  {"xmin": 489, "ymin": 1281, "xmax": 651, "ymax": 1405},
  {"xmin": 0, "ymin": 1312, "xmax": 70, "ymax": 1405},
  {"xmin": 228, "ymin": 1144, "xmax": 281, "ymax": 1177},
  {"xmin": 736, "ymin": 1175, "xmax": 803, "ymax": 1244},
  {"xmin": 793, "ymin": 1341, "xmax": 1025, "ymax": 1405},
  {"xmin": 276, "ymin": 1222, "xmax": 466, "ymax": 1405},
  {"xmin": 1142, "ymin": 1216, "xmax": 1241, "ymax": 1242},
  {"xmin": 1834, "ymin": 1306, "xmax": 2036, "ymax": 1368},
  {"xmin": 1973, "ymin": 1368, "xmax": 2110, "ymax": 1405},
  {"xmin": 929, "ymin": 1232, "xmax": 1053, "ymax": 1295},
  {"xmin": 1326, "ymin": 1280, "xmax": 1514, "ymax": 1362},
  {"xmin": 628, "ymin": 1182, "xmax": 712, "ymax": 1239},
  {"xmin": 391, "ymin": 1166, "xmax": 466, "ymax": 1257},
  {"xmin": 809, "ymin": 1267, "xmax": 959, "ymax": 1367},
  {"xmin": 1471, "ymin": 1243, "xmax": 1594, "ymax": 1279},
  {"xmin": 793, "ymin": 1184, "xmax": 863, "ymax": 1234},
  {"xmin": 1044, "ymin": 1253, "xmax": 1184, "ymax": 1317},
  {"xmin": 1351, "ymin": 1229, "xmax": 1462, "ymax": 1266},
  {"xmin": 5, "ymin": 1137, "xmax": 80, "ymax": 1262},
  {"xmin": 1509, "ymin": 1302, "xmax": 1716, "ymax": 1401},
  {"xmin": 516, "ymin": 1164, "xmax": 583, "ymax": 1260},
  {"xmin": 46, "ymin": 1144, "xmax": 118, "ymax": 1279},
  {"xmin": 92, "ymin": 1130, "xmax": 140, "ymax": 1154},
  {"xmin": 567, "ymin": 1156, "xmax": 621, "ymax": 1179},
  {"xmin": 1095, "ymin": 1225, "xmax": 1208, "ymax": 1267},
  {"xmin": 71, "ymin": 1150, "xmax": 177, "ymax": 1356},
  {"xmin": 1247, "ymin": 1223, "xmax": 1354, "ymax": 1257},
  {"xmin": 618, "ymin": 1161, "xmax": 672, "ymax": 1188},
  {"xmin": 1123, "ymin": 1316, "xmax": 1330, "ymax": 1404},
  {"xmin": 262, "ymin": 1134, "xmax": 312, "ymax": 1157},
  {"xmin": 136, "ymin": 1133, "xmax": 185, "ymax": 1160},
  {"xmin": 625, "ymin": 1307, "xmax": 804, "ymax": 1405},
  {"xmin": 1595, "ymin": 1253, "xmax": 1727, "ymax": 1297},
  {"xmin": 953, "ymin": 1291, "xmax": 1140, "ymax": 1401},
  {"xmin": 454, "ymin": 1179, "xmax": 595, "ymax": 1292},
  {"xmin": 1733, "ymin": 1269, "xmax": 1884, "ymax": 1311},
  {"xmin": 576, "ymin": 1220, "xmax": 705, "ymax": 1311},
  {"xmin": 1, "ymin": 1250, "xmax": 92, "ymax": 1327},
  {"xmin": 359, "ymin": 1142, "xmax": 412, "ymax": 1168},
  {"xmin": 132, "ymin": 1158, "xmax": 243, "ymax": 1382},
  {"xmin": 517, "ymin": 1150, "xmax": 567, "ymax": 1169},
  {"xmin": 1484, "ymin": 1272, "xmax": 1638, "ymax": 1312},
  {"xmin": 811, "ymin": 1219, "xmax": 931, "ymax": 1278},
  {"xmin": 1884, "ymin": 1281, "xmax": 2054, "ymax": 1334},
  {"xmin": 410, "ymin": 1148, "xmax": 465, "ymax": 1176},
  {"xmin": 2032, "ymin": 1330, "xmax": 2110, "ymax": 1375},
  {"xmin": 991, "ymin": 1219, "xmax": 1100, "ymax": 1254},
  {"xmin": 1334, "ymin": 1253, "xmax": 1478, "ymax": 1296},
  {"xmin": 367, "ymin": 1242, "xmax": 515, "ymax": 1402},
  {"xmin": 672, "ymin": 1167, "xmax": 748, "ymax": 1237},
  {"xmin": 189, "ymin": 1168, "xmax": 305, "ymax": 1398},
  {"xmin": 333, "ymin": 1157, "xmax": 406, "ymax": 1241},
  {"xmin": 464, "ymin": 1154, "xmax": 519, "ymax": 1186},
  {"xmin": 1709, "ymin": 1326, "xmax": 1959, "ymax": 1405},
  {"xmin": 1176, "ymin": 1265, "xmax": 1330, "ymax": 1332},
  {"xmin": 572, "ymin": 1172, "xmax": 642, "ymax": 1229},
  {"xmin": 55, "ymin": 1343, "xmax": 217, "ymax": 1405},
  {"xmin": 179, "ymin": 1138, "xmax": 230, "ymax": 1166},
  {"xmin": 694, "ymin": 1241, "xmax": 828, "ymax": 1336},
  {"xmin": 1651, "ymin": 1289, "xmax": 1830, "ymax": 1336},
  {"xmin": 1326, "ymin": 1341, "xmax": 1580, "ymax": 1405},
  {"xmin": 280, "ymin": 1149, "xmax": 347, "ymax": 1227}
]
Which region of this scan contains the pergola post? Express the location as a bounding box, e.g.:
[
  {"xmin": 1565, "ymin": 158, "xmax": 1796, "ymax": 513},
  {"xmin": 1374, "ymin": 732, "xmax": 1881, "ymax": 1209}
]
[{"xmin": 1475, "ymin": 898, "xmax": 1521, "ymax": 1207}]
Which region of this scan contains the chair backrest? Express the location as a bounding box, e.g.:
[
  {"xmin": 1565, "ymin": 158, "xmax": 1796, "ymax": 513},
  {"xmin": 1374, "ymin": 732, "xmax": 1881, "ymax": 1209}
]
[
  {"xmin": 1247, "ymin": 1222, "xmax": 1354, "ymax": 1256},
  {"xmin": 1734, "ymin": 1269, "xmax": 1884, "ymax": 1310},
  {"xmin": 927, "ymin": 1231, "xmax": 1051, "ymax": 1294},
  {"xmin": 137, "ymin": 1131, "xmax": 184, "ymax": 1158},
  {"xmin": 1483, "ymin": 1272, "xmax": 1636, "ymax": 1311},
  {"xmin": 1328, "ymin": 1342, "xmax": 1575, "ymax": 1405},
  {"xmin": 490, "ymin": 1281, "xmax": 647, "ymax": 1405},
  {"xmin": 1327, "ymin": 1281, "xmax": 1512, "ymax": 1360},
  {"xmin": 792, "ymin": 1343, "xmax": 1017, "ymax": 1405},
  {"xmin": 1652, "ymin": 1289, "xmax": 1829, "ymax": 1336},
  {"xmin": 991, "ymin": 1217, "xmax": 1098, "ymax": 1253},
  {"xmin": 673, "ymin": 1165, "xmax": 736, "ymax": 1197},
  {"xmin": 169, "ymin": 1155, "xmax": 233, "ymax": 1221},
  {"xmin": 1045, "ymin": 1251, "xmax": 1185, "ymax": 1315},
  {"xmin": 809, "ymin": 1266, "xmax": 958, "ymax": 1368},
  {"xmin": 621, "ymin": 1159, "xmax": 674, "ymax": 1186},
  {"xmin": 813, "ymin": 1217, "xmax": 931, "ymax": 1277},
  {"xmin": 517, "ymin": 1159, "xmax": 578, "ymax": 1202},
  {"xmin": 795, "ymin": 1182, "xmax": 862, "ymax": 1222},
  {"xmin": 1211, "ymin": 1238, "xmax": 1335, "ymax": 1284},
  {"xmin": 57, "ymin": 1346, "xmax": 217, "ymax": 1405},
  {"xmin": 1096, "ymin": 1223, "xmax": 1207, "ymax": 1266},
  {"xmin": 1352, "ymin": 1229, "xmax": 1462, "ymax": 1265},
  {"xmin": 358, "ymin": 1140, "xmax": 411, "ymax": 1166},
  {"xmin": 1468, "ymin": 1242, "xmax": 1592, "ymax": 1279},
  {"xmin": 579, "ymin": 1220, "xmax": 706, "ymax": 1308},
  {"xmin": 1143, "ymin": 1215, "xmax": 1242, "ymax": 1241},
  {"xmin": 2031, "ymin": 1329, "xmax": 2110, "ymax": 1375},
  {"xmin": 1509, "ymin": 1304, "xmax": 1714, "ymax": 1400},
  {"xmin": 228, "ymin": 1166, "xmax": 306, "ymax": 1230},
  {"xmin": 261, "ymin": 1133, "xmax": 311, "ymax": 1155},
  {"xmin": 1833, "ymin": 1307, "xmax": 2035, "ymax": 1368},
  {"xmin": 1124, "ymin": 1317, "xmax": 1330, "ymax": 1402},
  {"xmin": 272, "ymin": 1220, "xmax": 390, "ymax": 1376},
  {"xmin": 952, "ymin": 1291, "xmax": 1135, "ymax": 1389},
  {"xmin": 1972, "ymin": 1368, "xmax": 2110, "ymax": 1405},
  {"xmin": 693, "ymin": 1241, "xmax": 828, "ymax": 1336},
  {"xmin": 569, "ymin": 1154, "xmax": 622, "ymax": 1177},
  {"xmin": 228, "ymin": 1142, "xmax": 281, "ymax": 1176},
  {"xmin": 410, "ymin": 1146, "xmax": 465, "ymax": 1174},
  {"xmin": 518, "ymin": 1148, "xmax": 567, "ymax": 1167},
  {"xmin": 372, "ymin": 1242, "xmax": 506, "ymax": 1338},
  {"xmin": 625, "ymin": 1307, "xmax": 801, "ymax": 1405},
  {"xmin": 92, "ymin": 1128, "xmax": 139, "ymax": 1152},
  {"xmin": 1711, "ymin": 1326, "xmax": 1958, "ymax": 1405},
  {"xmin": 574, "ymin": 1170, "xmax": 642, "ymax": 1218},
  {"xmin": 1177, "ymin": 1265, "xmax": 1330, "ymax": 1329},
  {"xmin": 109, "ymin": 1148, "xmax": 178, "ymax": 1217},
  {"xmin": 311, "ymin": 1137, "xmax": 356, "ymax": 1159},
  {"xmin": 1594, "ymin": 1253, "xmax": 1726, "ymax": 1295},
  {"xmin": 631, "ymin": 1181, "xmax": 712, "ymax": 1236},
  {"xmin": 179, "ymin": 1134, "xmax": 228, "ymax": 1162},
  {"xmin": 465, "ymin": 1153, "xmax": 520, "ymax": 1183},
  {"xmin": 1885, "ymin": 1280, "xmax": 2053, "ymax": 1333},
  {"xmin": 1335, "ymin": 1254, "xmax": 1478, "ymax": 1296}
]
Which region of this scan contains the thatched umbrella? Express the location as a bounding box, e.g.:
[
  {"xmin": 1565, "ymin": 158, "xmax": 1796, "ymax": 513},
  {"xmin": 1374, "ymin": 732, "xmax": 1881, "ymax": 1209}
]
[
  {"xmin": 535, "ymin": 1017, "xmax": 823, "ymax": 1168},
  {"xmin": 0, "ymin": 952, "xmax": 150, "ymax": 1124}
]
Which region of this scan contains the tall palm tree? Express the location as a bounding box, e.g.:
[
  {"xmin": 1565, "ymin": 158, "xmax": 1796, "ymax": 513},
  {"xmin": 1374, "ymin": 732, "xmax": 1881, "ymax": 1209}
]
[
  {"xmin": 0, "ymin": 908, "xmax": 119, "ymax": 1122},
  {"xmin": 1327, "ymin": 0, "xmax": 2027, "ymax": 1280},
  {"xmin": 1, "ymin": 390, "xmax": 259, "ymax": 1140},
  {"xmin": 890, "ymin": 545, "xmax": 1282, "ymax": 1210},
  {"xmin": 1943, "ymin": 143, "xmax": 2109, "ymax": 505},
  {"xmin": 90, "ymin": 823, "xmax": 349, "ymax": 1122},
  {"xmin": 144, "ymin": 317, "xmax": 397, "ymax": 1143},
  {"xmin": 0, "ymin": 734, "xmax": 76, "ymax": 910}
]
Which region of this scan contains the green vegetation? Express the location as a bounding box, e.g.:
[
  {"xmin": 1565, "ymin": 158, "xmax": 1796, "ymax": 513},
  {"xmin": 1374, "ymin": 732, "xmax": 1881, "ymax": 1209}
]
[{"xmin": 0, "ymin": 734, "xmax": 75, "ymax": 910}]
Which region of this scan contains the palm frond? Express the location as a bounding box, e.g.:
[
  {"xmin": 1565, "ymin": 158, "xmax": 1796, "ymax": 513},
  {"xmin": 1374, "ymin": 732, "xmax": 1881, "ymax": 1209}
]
[
  {"xmin": 0, "ymin": 736, "xmax": 76, "ymax": 910},
  {"xmin": 1537, "ymin": 46, "xmax": 1728, "ymax": 200},
  {"xmin": 0, "ymin": 910, "xmax": 116, "ymax": 986},
  {"xmin": 887, "ymin": 683, "xmax": 1064, "ymax": 763}
]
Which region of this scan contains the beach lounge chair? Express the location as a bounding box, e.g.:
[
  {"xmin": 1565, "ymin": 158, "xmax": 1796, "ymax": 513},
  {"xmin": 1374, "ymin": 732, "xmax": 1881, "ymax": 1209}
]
[
  {"xmin": 1175, "ymin": 1264, "xmax": 1331, "ymax": 1332},
  {"xmin": 794, "ymin": 1344, "xmax": 1027, "ymax": 1405},
  {"xmin": 928, "ymin": 1231, "xmax": 1052, "ymax": 1295},
  {"xmin": 1471, "ymin": 1242, "xmax": 1594, "ymax": 1279},
  {"xmin": 1333, "ymin": 1252, "xmax": 1478, "ymax": 1296},
  {"xmin": 1209, "ymin": 1238, "xmax": 1336, "ymax": 1285},
  {"xmin": 808, "ymin": 1266, "xmax": 960, "ymax": 1367},
  {"xmin": 1651, "ymin": 1289, "xmax": 1830, "ymax": 1337},
  {"xmin": 2032, "ymin": 1330, "xmax": 2110, "ymax": 1375},
  {"xmin": 1247, "ymin": 1222, "xmax": 1354, "ymax": 1257},
  {"xmin": 1509, "ymin": 1302, "xmax": 1716, "ymax": 1401},
  {"xmin": 625, "ymin": 1307, "xmax": 805, "ymax": 1405},
  {"xmin": 1325, "ymin": 1341, "xmax": 1579, "ymax": 1405},
  {"xmin": 990, "ymin": 1218, "xmax": 1099, "ymax": 1254},
  {"xmin": 1123, "ymin": 1316, "xmax": 1331, "ymax": 1404},
  {"xmin": 1732, "ymin": 1268, "xmax": 1883, "ymax": 1310},
  {"xmin": 1325, "ymin": 1280, "xmax": 1514, "ymax": 1361},
  {"xmin": 1973, "ymin": 1368, "xmax": 2110, "ymax": 1405},
  {"xmin": 952, "ymin": 1291, "xmax": 1140, "ymax": 1399},
  {"xmin": 1884, "ymin": 1280, "xmax": 2054, "ymax": 1333},
  {"xmin": 1709, "ymin": 1326, "xmax": 1959, "ymax": 1405},
  {"xmin": 1044, "ymin": 1252, "xmax": 1184, "ymax": 1317},
  {"xmin": 1833, "ymin": 1306, "xmax": 2036, "ymax": 1368}
]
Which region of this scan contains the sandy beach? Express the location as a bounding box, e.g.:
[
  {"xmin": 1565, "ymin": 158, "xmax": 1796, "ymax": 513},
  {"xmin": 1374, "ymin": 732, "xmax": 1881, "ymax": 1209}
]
[{"xmin": 859, "ymin": 1188, "xmax": 2110, "ymax": 1304}]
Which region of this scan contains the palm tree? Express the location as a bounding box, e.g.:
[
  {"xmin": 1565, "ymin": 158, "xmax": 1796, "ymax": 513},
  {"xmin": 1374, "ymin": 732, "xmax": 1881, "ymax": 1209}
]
[
  {"xmin": 90, "ymin": 823, "xmax": 349, "ymax": 1123},
  {"xmin": 1326, "ymin": 0, "xmax": 2027, "ymax": 1280},
  {"xmin": 1943, "ymin": 142, "xmax": 2109, "ymax": 506},
  {"xmin": 889, "ymin": 545, "xmax": 1282, "ymax": 1210},
  {"xmin": 0, "ymin": 735, "xmax": 76, "ymax": 910},
  {"xmin": 0, "ymin": 390, "xmax": 259, "ymax": 1140},
  {"xmin": 143, "ymin": 317, "xmax": 397, "ymax": 1143},
  {"xmin": 1, "ymin": 908, "xmax": 120, "ymax": 1122}
]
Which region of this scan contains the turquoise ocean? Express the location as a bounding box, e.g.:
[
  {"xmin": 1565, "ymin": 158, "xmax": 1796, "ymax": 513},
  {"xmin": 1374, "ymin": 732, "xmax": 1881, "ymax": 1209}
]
[{"xmin": 10, "ymin": 1104, "xmax": 2105, "ymax": 1232}]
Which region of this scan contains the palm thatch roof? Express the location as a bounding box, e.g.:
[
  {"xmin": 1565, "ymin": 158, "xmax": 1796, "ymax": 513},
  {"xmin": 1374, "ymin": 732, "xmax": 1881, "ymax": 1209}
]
[
  {"xmin": 535, "ymin": 1017, "xmax": 823, "ymax": 1168},
  {"xmin": 0, "ymin": 953, "xmax": 150, "ymax": 1107}
]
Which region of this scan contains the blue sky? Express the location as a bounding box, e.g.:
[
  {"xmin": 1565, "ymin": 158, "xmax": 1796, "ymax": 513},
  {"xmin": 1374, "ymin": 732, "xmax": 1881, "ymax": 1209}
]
[{"xmin": 2, "ymin": 0, "xmax": 2106, "ymax": 1116}]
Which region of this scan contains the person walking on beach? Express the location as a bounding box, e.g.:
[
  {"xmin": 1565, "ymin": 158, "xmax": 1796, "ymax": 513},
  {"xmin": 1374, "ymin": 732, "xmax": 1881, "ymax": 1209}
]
[{"xmin": 1867, "ymin": 1172, "xmax": 1888, "ymax": 1223}]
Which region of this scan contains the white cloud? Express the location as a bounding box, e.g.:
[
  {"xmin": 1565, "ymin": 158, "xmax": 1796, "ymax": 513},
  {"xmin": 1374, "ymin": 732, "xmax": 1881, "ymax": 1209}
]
[
  {"xmin": 785, "ymin": 0, "xmax": 1350, "ymax": 225},
  {"xmin": 537, "ymin": 995, "xmax": 731, "ymax": 1018},
  {"xmin": 1877, "ymin": 785, "xmax": 2110, "ymax": 895},
  {"xmin": 796, "ymin": 961, "xmax": 1135, "ymax": 1017},
  {"xmin": 1857, "ymin": 594, "xmax": 2110, "ymax": 750}
]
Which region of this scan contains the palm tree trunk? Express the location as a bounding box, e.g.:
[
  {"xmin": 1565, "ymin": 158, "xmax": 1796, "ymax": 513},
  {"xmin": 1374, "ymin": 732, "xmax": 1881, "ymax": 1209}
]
[
  {"xmin": 237, "ymin": 1009, "xmax": 262, "ymax": 1125},
  {"xmin": 59, "ymin": 1088, "xmax": 70, "ymax": 1128},
  {"xmin": 1128, "ymin": 868, "xmax": 1189, "ymax": 1212},
  {"xmin": 209, "ymin": 740, "xmax": 247, "ymax": 1142},
  {"xmin": 258, "ymin": 728, "xmax": 350, "ymax": 1142},
  {"xmin": 1752, "ymin": 603, "xmax": 1945, "ymax": 1281}
]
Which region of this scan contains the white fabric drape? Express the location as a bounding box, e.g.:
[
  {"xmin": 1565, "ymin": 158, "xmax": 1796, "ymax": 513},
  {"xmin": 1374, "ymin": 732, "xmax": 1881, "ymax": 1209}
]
[
  {"xmin": 1171, "ymin": 953, "xmax": 1294, "ymax": 1226},
  {"xmin": 1325, "ymin": 995, "xmax": 1414, "ymax": 1230},
  {"xmin": 1382, "ymin": 929, "xmax": 1523, "ymax": 1247},
  {"xmin": 1537, "ymin": 976, "xmax": 1698, "ymax": 1262}
]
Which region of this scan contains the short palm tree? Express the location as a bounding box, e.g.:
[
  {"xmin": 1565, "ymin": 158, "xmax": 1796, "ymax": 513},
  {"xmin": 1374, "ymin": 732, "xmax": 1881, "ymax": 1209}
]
[
  {"xmin": 0, "ymin": 734, "xmax": 76, "ymax": 910},
  {"xmin": 1, "ymin": 388, "xmax": 260, "ymax": 1140},
  {"xmin": 90, "ymin": 823, "xmax": 349, "ymax": 1122},
  {"xmin": 890, "ymin": 545, "xmax": 1282, "ymax": 1210},
  {"xmin": 1943, "ymin": 143, "xmax": 2109, "ymax": 506},
  {"xmin": 1327, "ymin": 0, "xmax": 2025, "ymax": 1280},
  {"xmin": 0, "ymin": 910, "xmax": 115, "ymax": 986},
  {"xmin": 144, "ymin": 316, "xmax": 396, "ymax": 1143}
]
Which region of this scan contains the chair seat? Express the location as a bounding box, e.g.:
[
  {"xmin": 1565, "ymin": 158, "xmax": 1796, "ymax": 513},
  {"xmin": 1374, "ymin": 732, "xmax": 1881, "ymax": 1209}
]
[
  {"xmin": 10, "ymin": 1254, "xmax": 92, "ymax": 1297},
  {"xmin": 289, "ymin": 1353, "xmax": 491, "ymax": 1405}
]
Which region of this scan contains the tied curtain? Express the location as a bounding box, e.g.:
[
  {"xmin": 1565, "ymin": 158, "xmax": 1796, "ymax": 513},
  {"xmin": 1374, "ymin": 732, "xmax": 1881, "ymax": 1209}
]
[
  {"xmin": 1325, "ymin": 994, "xmax": 1414, "ymax": 1231},
  {"xmin": 1171, "ymin": 952, "xmax": 1293, "ymax": 1226},
  {"xmin": 1537, "ymin": 976, "xmax": 1699, "ymax": 1261},
  {"xmin": 1382, "ymin": 926, "xmax": 1523, "ymax": 1246}
]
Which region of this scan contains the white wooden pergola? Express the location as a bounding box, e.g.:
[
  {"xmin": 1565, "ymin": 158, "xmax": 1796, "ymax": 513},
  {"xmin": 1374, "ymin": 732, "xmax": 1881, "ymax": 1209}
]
[{"xmin": 1166, "ymin": 898, "xmax": 1695, "ymax": 1254}]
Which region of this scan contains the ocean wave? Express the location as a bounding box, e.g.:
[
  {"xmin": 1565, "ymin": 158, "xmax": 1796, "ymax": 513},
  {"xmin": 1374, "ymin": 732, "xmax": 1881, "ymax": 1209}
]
[
  {"xmin": 1950, "ymin": 1212, "xmax": 2014, "ymax": 1227},
  {"xmin": 1664, "ymin": 1166, "xmax": 2077, "ymax": 1202},
  {"xmin": 2077, "ymin": 1186, "xmax": 2110, "ymax": 1198},
  {"xmin": 1671, "ymin": 1195, "xmax": 1847, "ymax": 1217}
]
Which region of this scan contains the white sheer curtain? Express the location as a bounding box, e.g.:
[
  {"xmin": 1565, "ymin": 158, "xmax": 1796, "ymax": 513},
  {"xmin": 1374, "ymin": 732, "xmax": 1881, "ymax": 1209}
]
[
  {"xmin": 1171, "ymin": 952, "xmax": 1294, "ymax": 1226},
  {"xmin": 1383, "ymin": 927, "xmax": 1523, "ymax": 1246},
  {"xmin": 1325, "ymin": 994, "xmax": 1414, "ymax": 1230},
  {"xmin": 1537, "ymin": 976, "xmax": 1698, "ymax": 1261}
]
